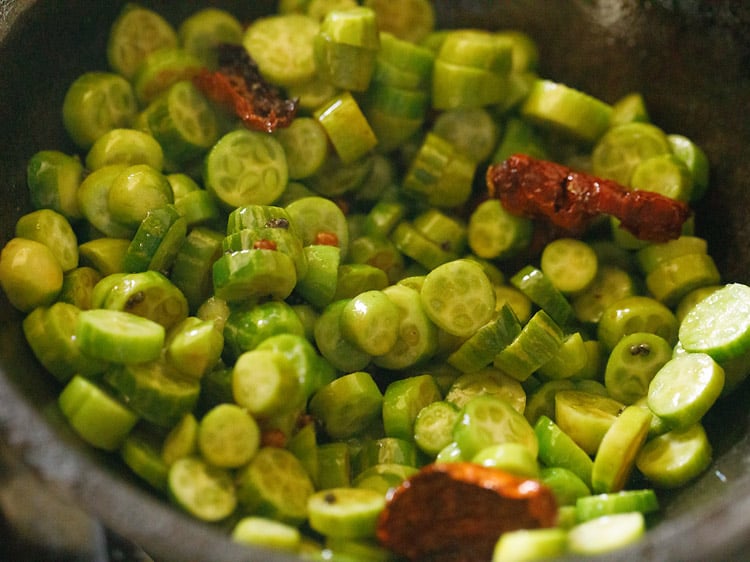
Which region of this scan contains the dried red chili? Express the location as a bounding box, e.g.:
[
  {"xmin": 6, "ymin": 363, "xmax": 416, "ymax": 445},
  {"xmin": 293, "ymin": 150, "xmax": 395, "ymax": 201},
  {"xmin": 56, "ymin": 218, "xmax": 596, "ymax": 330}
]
[
  {"xmin": 314, "ymin": 231, "xmax": 340, "ymax": 247},
  {"xmin": 252, "ymin": 239, "xmax": 278, "ymax": 251},
  {"xmin": 486, "ymin": 153, "xmax": 691, "ymax": 243},
  {"xmin": 193, "ymin": 43, "xmax": 297, "ymax": 133},
  {"xmin": 260, "ymin": 428, "xmax": 287, "ymax": 448},
  {"xmin": 376, "ymin": 462, "xmax": 557, "ymax": 562}
]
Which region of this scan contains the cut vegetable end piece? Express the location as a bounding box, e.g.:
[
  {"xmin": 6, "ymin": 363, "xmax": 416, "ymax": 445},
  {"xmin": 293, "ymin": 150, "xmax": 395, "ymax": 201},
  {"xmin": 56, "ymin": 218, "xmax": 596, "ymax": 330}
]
[
  {"xmin": 679, "ymin": 283, "xmax": 750, "ymax": 363},
  {"xmin": 591, "ymin": 405, "xmax": 651, "ymax": 493},
  {"xmin": 168, "ymin": 456, "xmax": 237, "ymax": 522},
  {"xmin": 308, "ymin": 487, "xmax": 386, "ymax": 539},
  {"xmin": 521, "ymin": 79, "xmax": 613, "ymax": 143},
  {"xmin": 76, "ymin": 309, "xmax": 165, "ymax": 364},
  {"xmin": 575, "ymin": 489, "xmax": 659, "ymax": 522},
  {"xmin": 492, "ymin": 527, "xmax": 567, "ymax": 562},
  {"xmin": 647, "ymin": 352, "xmax": 724, "ymax": 430},
  {"xmin": 420, "ymin": 258, "xmax": 496, "ymax": 338},
  {"xmin": 567, "ymin": 512, "xmax": 646, "ymax": 555},
  {"xmin": 635, "ymin": 423, "xmax": 712, "ymax": 488}
]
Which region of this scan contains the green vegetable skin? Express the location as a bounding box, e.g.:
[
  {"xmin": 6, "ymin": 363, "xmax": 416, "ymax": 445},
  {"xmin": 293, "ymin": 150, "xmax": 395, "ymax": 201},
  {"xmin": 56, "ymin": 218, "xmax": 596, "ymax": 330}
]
[{"xmin": 0, "ymin": 2, "xmax": 739, "ymax": 561}]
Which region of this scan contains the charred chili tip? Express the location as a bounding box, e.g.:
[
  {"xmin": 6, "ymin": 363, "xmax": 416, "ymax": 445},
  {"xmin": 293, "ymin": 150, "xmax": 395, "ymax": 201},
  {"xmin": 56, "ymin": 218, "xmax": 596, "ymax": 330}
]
[
  {"xmin": 486, "ymin": 153, "xmax": 691, "ymax": 243},
  {"xmin": 193, "ymin": 42, "xmax": 297, "ymax": 133},
  {"xmin": 376, "ymin": 462, "xmax": 558, "ymax": 562}
]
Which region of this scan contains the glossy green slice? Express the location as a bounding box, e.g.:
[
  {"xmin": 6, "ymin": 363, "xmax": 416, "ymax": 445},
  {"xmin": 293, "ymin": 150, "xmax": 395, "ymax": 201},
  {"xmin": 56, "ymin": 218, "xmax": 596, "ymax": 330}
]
[
  {"xmin": 521, "ymin": 78, "xmax": 613, "ymax": 143},
  {"xmin": 168, "ymin": 457, "xmax": 236, "ymax": 522},
  {"xmin": 307, "ymin": 487, "xmax": 386, "ymax": 539},
  {"xmin": 107, "ymin": 4, "xmax": 178, "ymax": 79},
  {"xmin": 575, "ymin": 489, "xmax": 659, "ymax": 522},
  {"xmin": 420, "ymin": 258, "xmax": 496, "ymax": 338},
  {"xmin": 647, "ymin": 353, "xmax": 724, "ymax": 429},
  {"xmin": 567, "ymin": 512, "xmax": 645, "ymax": 555},
  {"xmin": 236, "ymin": 447, "xmax": 315, "ymax": 526},
  {"xmin": 591, "ymin": 405, "xmax": 651, "ymax": 493},
  {"xmin": 453, "ymin": 394, "xmax": 538, "ymax": 460},
  {"xmin": 58, "ymin": 375, "xmax": 138, "ymax": 451},
  {"xmin": 635, "ymin": 423, "xmax": 712, "ymax": 488},
  {"xmin": 678, "ymin": 283, "xmax": 750, "ymax": 363},
  {"xmin": 243, "ymin": 13, "xmax": 319, "ymax": 87},
  {"xmin": 591, "ymin": 122, "xmax": 671, "ymax": 186},
  {"xmin": 204, "ymin": 129, "xmax": 288, "ymax": 209},
  {"xmin": 604, "ymin": 332, "xmax": 673, "ymax": 405},
  {"xmin": 76, "ymin": 309, "xmax": 165, "ymax": 364}
]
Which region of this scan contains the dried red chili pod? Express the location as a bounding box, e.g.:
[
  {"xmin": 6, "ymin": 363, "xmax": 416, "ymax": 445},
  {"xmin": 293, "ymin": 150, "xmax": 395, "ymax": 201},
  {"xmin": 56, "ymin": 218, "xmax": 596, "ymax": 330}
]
[
  {"xmin": 193, "ymin": 43, "xmax": 297, "ymax": 133},
  {"xmin": 252, "ymin": 239, "xmax": 278, "ymax": 251},
  {"xmin": 376, "ymin": 462, "xmax": 558, "ymax": 562},
  {"xmin": 314, "ymin": 231, "xmax": 340, "ymax": 247},
  {"xmin": 486, "ymin": 153, "xmax": 691, "ymax": 243}
]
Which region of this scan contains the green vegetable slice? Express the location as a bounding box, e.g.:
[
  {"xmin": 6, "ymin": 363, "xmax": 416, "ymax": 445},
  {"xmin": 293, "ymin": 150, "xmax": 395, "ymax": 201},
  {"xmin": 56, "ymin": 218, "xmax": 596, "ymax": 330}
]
[
  {"xmin": 538, "ymin": 467, "xmax": 591, "ymax": 507},
  {"xmin": 452, "ymin": 394, "xmax": 538, "ymax": 460},
  {"xmin": 591, "ymin": 122, "xmax": 671, "ymax": 186},
  {"xmin": 340, "ymin": 289, "xmax": 401, "ymax": 356},
  {"xmin": 540, "ymin": 237, "xmax": 598, "ymax": 295},
  {"xmin": 372, "ymin": 284, "xmax": 439, "ymax": 371},
  {"xmin": 197, "ymin": 403, "xmax": 261, "ymax": 468},
  {"xmin": 493, "ymin": 528, "xmax": 567, "ymax": 561},
  {"xmin": 413, "ymin": 400, "xmax": 461, "ymax": 457},
  {"xmin": 15, "ymin": 209, "xmax": 78, "ymax": 272},
  {"xmin": 120, "ymin": 428, "xmax": 169, "ymax": 492},
  {"xmin": 307, "ymin": 487, "xmax": 386, "ymax": 539},
  {"xmin": 243, "ymin": 13, "xmax": 319, "ymax": 87},
  {"xmin": 591, "ymin": 405, "xmax": 651, "ymax": 493},
  {"xmin": 471, "ymin": 442, "xmax": 539, "ymax": 478},
  {"xmin": 597, "ymin": 295, "xmax": 678, "ymax": 351},
  {"xmin": 554, "ymin": 390, "xmax": 625, "ymax": 456},
  {"xmin": 635, "ymin": 423, "xmax": 712, "ymax": 488},
  {"xmin": 76, "ymin": 309, "xmax": 165, "ymax": 364},
  {"xmin": 22, "ymin": 302, "xmax": 108, "ymax": 382},
  {"xmin": 107, "ymin": 4, "xmax": 178, "ymax": 79},
  {"xmin": 567, "ymin": 512, "xmax": 646, "ymax": 555},
  {"xmin": 510, "ymin": 265, "xmax": 574, "ymax": 329},
  {"xmin": 520, "ymin": 78, "xmax": 613, "ymax": 143},
  {"xmin": 178, "ymin": 7, "xmax": 244, "ymax": 69},
  {"xmin": 204, "ymin": 129, "xmax": 288, "ymax": 209},
  {"xmin": 124, "ymin": 204, "xmax": 187, "ymax": 274},
  {"xmin": 493, "ymin": 310, "xmax": 564, "ymax": 383},
  {"xmin": 26, "ymin": 149, "xmax": 84, "ymax": 220},
  {"xmin": 575, "ymin": 489, "xmax": 659, "ymax": 522},
  {"xmin": 604, "ymin": 332, "xmax": 673, "ymax": 405},
  {"xmin": 647, "ymin": 353, "xmax": 725, "ymax": 429},
  {"xmin": 161, "ymin": 413, "xmax": 199, "ymax": 467},
  {"xmin": 231, "ymin": 516, "xmax": 301, "ymax": 551},
  {"xmin": 444, "ymin": 367, "xmax": 526, "ymax": 413},
  {"xmin": 62, "ymin": 72, "xmax": 138, "ymax": 150},
  {"xmin": 105, "ymin": 360, "xmax": 200, "ymax": 428},
  {"xmin": 534, "ymin": 415, "xmax": 593, "ymax": 488},
  {"xmin": 58, "ymin": 375, "xmax": 138, "ymax": 451},
  {"xmin": 313, "ymin": 299, "xmax": 372, "ymax": 373},
  {"xmin": 212, "ymin": 249, "xmax": 297, "ymax": 303},
  {"xmin": 678, "ymin": 283, "xmax": 750, "ymax": 363},
  {"xmin": 168, "ymin": 457, "xmax": 236, "ymax": 522},
  {"xmin": 233, "ymin": 349, "xmax": 301, "ymax": 419},
  {"xmin": 236, "ymin": 447, "xmax": 315, "ymax": 526},
  {"xmin": 382, "ymin": 374, "xmax": 442, "ymax": 442},
  {"xmin": 420, "ymin": 258, "xmax": 496, "ymax": 338},
  {"xmin": 308, "ymin": 371, "xmax": 383, "ymax": 440}
]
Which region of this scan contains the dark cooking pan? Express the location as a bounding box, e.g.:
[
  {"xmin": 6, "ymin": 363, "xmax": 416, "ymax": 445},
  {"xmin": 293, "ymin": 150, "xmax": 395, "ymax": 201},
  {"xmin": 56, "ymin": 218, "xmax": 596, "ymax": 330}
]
[{"xmin": 1, "ymin": 1, "xmax": 750, "ymax": 561}]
